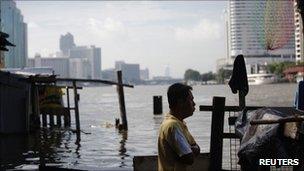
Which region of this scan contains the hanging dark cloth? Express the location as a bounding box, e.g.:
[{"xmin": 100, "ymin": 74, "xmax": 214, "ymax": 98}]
[
  {"xmin": 295, "ymin": 80, "xmax": 304, "ymax": 111},
  {"xmin": 228, "ymin": 54, "xmax": 249, "ymax": 96}
]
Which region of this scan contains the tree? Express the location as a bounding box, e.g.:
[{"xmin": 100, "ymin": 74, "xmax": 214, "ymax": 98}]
[
  {"xmin": 216, "ymin": 68, "xmax": 232, "ymax": 84},
  {"xmin": 266, "ymin": 62, "xmax": 295, "ymax": 77},
  {"xmin": 201, "ymin": 71, "xmax": 216, "ymax": 83},
  {"xmin": 184, "ymin": 69, "xmax": 201, "ymax": 81}
]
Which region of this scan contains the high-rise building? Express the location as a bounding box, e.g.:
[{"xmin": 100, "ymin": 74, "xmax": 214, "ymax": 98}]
[
  {"xmin": 60, "ymin": 32, "xmax": 75, "ymax": 56},
  {"xmin": 28, "ymin": 54, "xmax": 69, "ymax": 78},
  {"xmin": 1, "ymin": 0, "xmax": 27, "ymax": 68},
  {"xmin": 164, "ymin": 65, "xmax": 170, "ymax": 77},
  {"xmin": 101, "ymin": 68, "xmax": 116, "ymax": 81},
  {"xmin": 114, "ymin": 61, "xmax": 125, "ymax": 70},
  {"xmin": 140, "ymin": 68, "xmax": 149, "ymax": 80},
  {"xmin": 69, "ymin": 58, "xmax": 91, "ymax": 79},
  {"xmin": 115, "ymin": 61, "xmax": 140, "ymax": 83},
  {"xmin": 294, "ymin": 1, "xmax": 304, "ymax": 63},
  {"xmin": 228, "ymin": 0, "xmax": 295, "ymax": 70},
  {"xmin": 69, "ymin": 45, "xmax": 101, "ymax": 79}
]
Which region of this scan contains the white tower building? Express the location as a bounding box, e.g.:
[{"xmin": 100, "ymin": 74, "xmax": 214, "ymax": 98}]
[
  {"xmin": 295, "ymin": 1, "xmax": 304, "ymax": 63},
  {"xmin": 228, "ymin": 0, "xmax": 295, "ymax": 69}
]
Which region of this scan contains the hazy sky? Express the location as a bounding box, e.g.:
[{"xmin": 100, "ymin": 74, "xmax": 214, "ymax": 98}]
[{"xmin": 16, "ymin": 1, "xmax": 228, "ymax": 78}]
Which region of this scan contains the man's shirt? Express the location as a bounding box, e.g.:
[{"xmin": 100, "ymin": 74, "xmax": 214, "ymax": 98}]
[{"xmin": 158, "ymin": 113, "xmax": 196, "ymax": 171}]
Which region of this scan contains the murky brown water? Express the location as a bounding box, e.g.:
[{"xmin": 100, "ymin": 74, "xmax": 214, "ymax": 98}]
[{"xmin": 0, "ymin": 83, "xmax": 297, "ymax": 170}]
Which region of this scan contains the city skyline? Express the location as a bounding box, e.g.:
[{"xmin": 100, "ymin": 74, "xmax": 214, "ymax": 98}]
[
  {"xmin": 16, "ymin": 1, "xmax": 227, "ymax": 78},
  {"xmin": 1, "ymin": 0, "xmax": 27, "ymax": 68}
]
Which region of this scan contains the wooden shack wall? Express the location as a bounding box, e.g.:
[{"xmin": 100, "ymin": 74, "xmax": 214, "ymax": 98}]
[{"xmin": 0, "ymin": 72, "xmax": 30, "ymax": 134}]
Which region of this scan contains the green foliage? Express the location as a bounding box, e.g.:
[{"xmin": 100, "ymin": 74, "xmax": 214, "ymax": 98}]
[
  {"xmin": 201, "ymin": 71, "xmax": 216, "ymax": 82},
  {"xmin": 266, "ymin": 61, "xmax": 296, "ymax": 77},
  {"xmin": 217, "ymin": 68, "xmax": 232, "ymax": 84},
  {"xmin": 184, "ymin": 69, "xmax": 201, "ymax": 81}
]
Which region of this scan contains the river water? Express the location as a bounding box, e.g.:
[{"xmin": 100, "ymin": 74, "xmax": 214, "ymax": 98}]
[{"xmin": 0, "ymin": 83, "xmax": 298, "ymax": 170}]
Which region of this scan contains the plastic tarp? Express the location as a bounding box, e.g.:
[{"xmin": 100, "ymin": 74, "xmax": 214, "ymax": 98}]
[{"xmin": 236, "ymin": 107, "xmax": 303, "ymax": 168}]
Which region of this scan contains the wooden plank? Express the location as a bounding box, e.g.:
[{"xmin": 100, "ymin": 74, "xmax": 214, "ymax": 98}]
[
  {"xmin": 57, "ymin": 77, "xmax": 134, "ymax": 88},
  {"xmin": 116, "ymin": 71, "xmax": 128, "ymax": 130},
  {"xmin": 28, "ymin": 75, "xmax": 56, "ymax": 83},
  {"xmin": 39, "ymin": 85, "xmax": 83, "ymax": 89},
  {"xmin": 223, "ymin": 133, "xmax": 240, "ymax": 139},
  {"xmin": 23, "ymin": 75, "xmax": 134, "ymax": 88},
  {"xmin": 209, "ymin": 96, "xmax": 225, "ymax": 171},
  {"xmin": 199, "ymin": 105, "xmax": 264, "ymax": 112},
  {"xmin": 228, "ymin": 116, "xmax": 238, "ymax": 126}
]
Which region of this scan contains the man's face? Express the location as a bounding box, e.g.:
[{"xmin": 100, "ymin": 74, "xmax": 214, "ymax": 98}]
[{"xmin": 180, "ymin": 91, "xmax": 196, "ymax": 119}]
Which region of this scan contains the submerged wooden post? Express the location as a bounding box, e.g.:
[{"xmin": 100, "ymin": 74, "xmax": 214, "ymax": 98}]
[
  {"xmin": 64, "ymin": 87, "xmax": 71, "ymax": 127},
  {"xmin": 56, "ymin": 112, "xmax": 62, "ymax": 127},
  {"xmin": 42, "ymin": 113, "xmax": 47, "ymax": 127},
  {"xmin": 73, "ymin": 81, "xmax": 81, "ymax": 140},
  {"xmin": 49, "ymin": 114, "xmax": 54, "ymax": 128},
  {"xmin": 153, "ymin": 96, "xmax": 162, "ymax": 115},
  {"xmin": 210, "ymin": 96, "xmax": 225, "ymax": 171},
  {"xmin": 116, "ymin": 71, "xmax": 128, "ymax": 130}
]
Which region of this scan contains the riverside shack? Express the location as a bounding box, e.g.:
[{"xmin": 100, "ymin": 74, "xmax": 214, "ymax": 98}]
[{"xmin": 0, "ymin": 71, "xmax": 31, "ymax": 134}]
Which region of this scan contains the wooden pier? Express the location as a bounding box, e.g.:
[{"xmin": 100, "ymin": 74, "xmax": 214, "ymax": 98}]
[
  {"xmin": 26, "ymin": 71, "xmax": 133, "ymax": 135},
  {"xmin": 22, "ymin": 71, "xmax": 134, "ymax": 168}
]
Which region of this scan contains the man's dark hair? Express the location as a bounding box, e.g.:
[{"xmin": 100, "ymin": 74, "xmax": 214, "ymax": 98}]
[{"xmin": 167, "ymin": 83, "xmax": 192, "ymax": 109}]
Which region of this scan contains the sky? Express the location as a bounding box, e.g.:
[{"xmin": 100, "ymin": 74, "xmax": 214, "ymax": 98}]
[{"xmin": 16, "ymin": 1, "xmax": 228, "ymax": 78}]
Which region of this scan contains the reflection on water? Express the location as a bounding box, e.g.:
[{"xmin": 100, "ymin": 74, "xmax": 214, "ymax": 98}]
[
  {"xmin": 0, "ymin": 84, "xmax": 297, "ymax": 169},
  {"xmin": 118, "ymin": 130, "xmax": 128, "ymax": 168},
  {"xmin": 0, "ymin": 134, "xmax": 29, "ymax": 169},
  {"xmin": 0, "ymin": 128, "xmax": 131, "ymax": 169},
  {"xmin": 0, "ymin": 129, "xmax": 76, "ymax": 170}
]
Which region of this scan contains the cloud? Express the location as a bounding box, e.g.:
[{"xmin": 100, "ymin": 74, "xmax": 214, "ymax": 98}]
[
  {"xmin": 28, "ymin": 22, "xmax": 39, "ymax": 28},
  {"xmin": 86, "ymin": 17, "xmax": 128, "ymax": 40},
  {"xmin": 174, "ymin": 19, "xmax": 221, "ymax": 42}
]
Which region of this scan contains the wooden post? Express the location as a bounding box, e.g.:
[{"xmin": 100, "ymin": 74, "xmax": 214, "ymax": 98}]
[
  {"xmin": 42, "ymin": 113, "xmax": 47, "ymax": 127},
  {"xmin": 209, "ymin": 96, "xmax": 225, "ymax": 171},
  {"xmin": 73, "ymin": 81, "xmax": 81, "ymax": 140},
  {"xmin": 56, "ymin": 113, "xmax": 62, "ymax": 127},
  {"xmin": 239, "ymin": 90, "xmax": 246, "ymax": 110},
  {"xmin": 49, "ymin": 114, "xmax": 54, "ymax": 128},
  {"xmin": 31, "ymin": 84, "xmax": 41, "ymax": 128},
  {"xmin": 63, "ymin": 108, "xmax": 70, "ymax": 127},
  {"xmin": 153, "ymin": 96, "xmax": 162, "ymax": 114},
  {"xmin": 116, "ymin": 71, "xmax": 128, "ymax": 130},
  {"xmin": 64, "ymin": 87, "xmax": 71, "ymax": 127}
]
